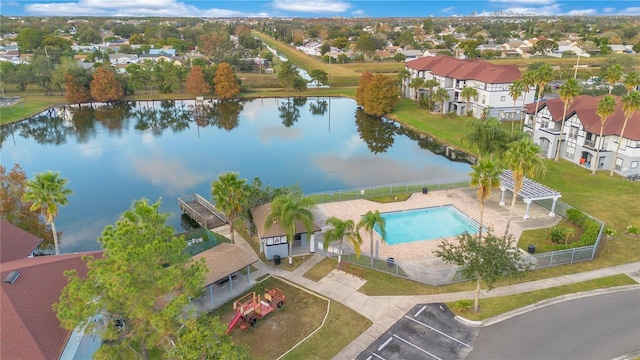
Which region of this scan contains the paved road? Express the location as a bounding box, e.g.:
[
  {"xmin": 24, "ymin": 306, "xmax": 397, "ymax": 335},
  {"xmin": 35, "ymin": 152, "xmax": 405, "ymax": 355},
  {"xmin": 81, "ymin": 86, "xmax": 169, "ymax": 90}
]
[{"xmin": 468, "ymin": 289, "xmax": 640, "ymax": 360}]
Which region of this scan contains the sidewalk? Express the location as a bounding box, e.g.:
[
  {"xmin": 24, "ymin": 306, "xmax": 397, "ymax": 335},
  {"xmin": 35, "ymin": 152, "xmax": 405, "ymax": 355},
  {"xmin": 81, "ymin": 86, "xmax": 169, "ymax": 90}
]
[{"xmin": 227, "ymin": 227, "xmax": 640, "ymax": 360}]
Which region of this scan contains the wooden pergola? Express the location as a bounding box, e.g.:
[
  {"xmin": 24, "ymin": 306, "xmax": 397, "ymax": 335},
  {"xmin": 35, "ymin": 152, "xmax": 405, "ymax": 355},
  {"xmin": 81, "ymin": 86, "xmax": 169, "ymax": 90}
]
[{"xmin": 498, "ymin": 170, "xmax": 562, "ymax": 219}]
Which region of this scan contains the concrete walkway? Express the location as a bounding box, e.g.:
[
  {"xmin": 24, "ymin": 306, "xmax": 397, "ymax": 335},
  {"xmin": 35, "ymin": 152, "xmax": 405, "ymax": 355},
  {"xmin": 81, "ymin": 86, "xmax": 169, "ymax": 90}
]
[{"xmin": 219, "ymin": 225, "xmax": 640, "ymax": 360}]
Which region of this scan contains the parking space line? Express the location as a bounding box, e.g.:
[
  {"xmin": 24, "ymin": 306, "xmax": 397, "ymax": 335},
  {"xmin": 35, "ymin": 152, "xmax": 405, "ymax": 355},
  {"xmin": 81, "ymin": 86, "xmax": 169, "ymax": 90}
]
[
  {"xmin": 392, "ymin": 334, "xmax": 442, "ymax": 360},
  {"xmin": 377, "ymin": 336, "xmax": 393, "ymax": 351},
  {"xmin": 414, "ymin": 305, "xmax": 427, "ymax": 317},
  {"xmin": 367, "ymin": 353, "xmax": 385, "ymax": 360},
  {"xmin": 404, "ymin": 315, "xmax": 471, "ymax": 347}
]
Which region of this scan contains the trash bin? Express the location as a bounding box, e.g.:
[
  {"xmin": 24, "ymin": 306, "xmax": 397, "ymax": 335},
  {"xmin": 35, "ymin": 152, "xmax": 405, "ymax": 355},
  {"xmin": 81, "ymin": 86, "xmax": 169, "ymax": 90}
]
[
  {"xmin": 422, "ymin": 187, "xmax": 428, "ymax": 194},
  {"xmin": 386, "ymin": 257, "xmax": 395, "ymax": 268},
  {"xmin": 527, "ymin": 244, "xmax": 536, "ymax": 254},
  {"xmin": 274, "ymin": 255, "xmax": 281, "ymax": 265}
]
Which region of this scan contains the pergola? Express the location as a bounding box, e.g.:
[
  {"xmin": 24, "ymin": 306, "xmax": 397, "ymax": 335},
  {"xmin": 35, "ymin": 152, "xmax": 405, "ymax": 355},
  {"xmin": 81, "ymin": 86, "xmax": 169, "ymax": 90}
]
[
  {"xmin": 191, "ymin": 242, "xmax": 259, "ymax": 305},
  {"xmin": 498, "ymin": 169, "xmax": 562, "ymax": 220}
]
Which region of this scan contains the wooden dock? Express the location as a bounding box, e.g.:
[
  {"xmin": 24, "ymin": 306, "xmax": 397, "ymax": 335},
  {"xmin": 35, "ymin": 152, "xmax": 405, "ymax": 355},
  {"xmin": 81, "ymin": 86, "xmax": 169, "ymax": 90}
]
[{"xmin": 178, "ymin": 194, "xmax": 227, "ymax": 229}]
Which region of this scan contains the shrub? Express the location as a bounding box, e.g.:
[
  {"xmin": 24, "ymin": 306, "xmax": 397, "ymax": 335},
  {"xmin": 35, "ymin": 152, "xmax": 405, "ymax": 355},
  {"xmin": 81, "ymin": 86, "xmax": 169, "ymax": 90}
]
[
  {"xmin": 578, "ymin": 218, "xmax": 601, "ymax": 246},
  {"xmin": 566, "ymin": 208, "xmax": 587, "ymax": 227},
  {"xmin": 627, "ymin": 225, "xmax": 640, "ymax": 236},
  {"xmin": 454, "ymin": 299, "xmax": 472, "ymax": 312},
  {"xmin": 604, "ymin": 227, "xmax": 616, "ymax": 238},
  {"xmin": 548, "ymin": 226, "xmax": 566, "ymax": 244}
]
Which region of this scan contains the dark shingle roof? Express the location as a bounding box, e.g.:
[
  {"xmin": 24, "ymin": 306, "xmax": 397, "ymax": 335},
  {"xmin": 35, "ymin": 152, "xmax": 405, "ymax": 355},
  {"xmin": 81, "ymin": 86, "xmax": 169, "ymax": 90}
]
[
  {"xmin": 405, "ymin": 55, "xmax": 522, "ymax": 84},
  {"xmin": 0, "ymin": 220, "xmax": 42, "ymax": 263}
]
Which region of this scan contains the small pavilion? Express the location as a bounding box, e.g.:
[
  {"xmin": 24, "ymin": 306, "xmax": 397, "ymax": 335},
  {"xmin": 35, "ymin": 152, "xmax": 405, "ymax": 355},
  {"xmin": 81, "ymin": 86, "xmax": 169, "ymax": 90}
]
[{"xmin": 498, "ymin": 170, "xmax": 562, "ymax": 219}]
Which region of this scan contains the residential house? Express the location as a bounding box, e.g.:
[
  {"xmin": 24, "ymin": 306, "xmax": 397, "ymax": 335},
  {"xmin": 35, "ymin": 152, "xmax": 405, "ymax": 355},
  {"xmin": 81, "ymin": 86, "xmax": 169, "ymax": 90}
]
[
  {"xmin": 250, "ymin": 202, "xmax": 321, "ymax": 261},
  {"xmin": 404, "ymin": 55, "xmax": 535, "ymax": 120},
  {"xmin": 523, "ymin": 95, "xmax": 640, "ymax": 176},
  {"xmin": 0, "ymin": 220, "xmax": 102, "ymax": 360},
  {"xmin": 109, "ymin": 53, "xmax": 138, "ymax": 65},
  {"xmin": 608, "ymin": 44, "xmax": 633, "ymax": 54},
  {"xmin": 149, "ymin": 48, "xmax": 176, "ymax": 56}
]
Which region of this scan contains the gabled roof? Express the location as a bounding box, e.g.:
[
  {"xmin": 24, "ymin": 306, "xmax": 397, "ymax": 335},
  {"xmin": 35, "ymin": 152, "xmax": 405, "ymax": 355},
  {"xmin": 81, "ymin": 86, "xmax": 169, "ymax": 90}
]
[
  {"xmin": 1, "ymin": 251, "xmax": 102, "ymax": 360},
  {"xmin": 405, "ymin": 55, "xmax": 522, "ymax": 84},
  {"xmin": 191, "ymin": 243, "xmax": 258, "ymax": 286},
  {"xmin": 250, "ymin": 202, "xmax": 321, "ymax": 239},
  {"xmin": 0, "ymin": 220, "xmax": 42, "ymax": 263}
]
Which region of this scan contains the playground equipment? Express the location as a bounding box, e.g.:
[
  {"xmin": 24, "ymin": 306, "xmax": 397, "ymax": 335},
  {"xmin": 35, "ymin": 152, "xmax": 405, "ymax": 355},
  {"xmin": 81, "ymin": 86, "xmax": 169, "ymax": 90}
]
[{"xmin": 225, "ymin": 288, "xmax": 285, "ymax": 334}]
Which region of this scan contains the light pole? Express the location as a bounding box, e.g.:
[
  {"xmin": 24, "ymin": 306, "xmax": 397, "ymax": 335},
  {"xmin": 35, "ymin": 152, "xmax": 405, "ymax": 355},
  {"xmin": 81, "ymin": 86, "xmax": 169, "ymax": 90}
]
[{"xmin": 573, "ymin": 51, "xmax": 581, "ymax": 80}]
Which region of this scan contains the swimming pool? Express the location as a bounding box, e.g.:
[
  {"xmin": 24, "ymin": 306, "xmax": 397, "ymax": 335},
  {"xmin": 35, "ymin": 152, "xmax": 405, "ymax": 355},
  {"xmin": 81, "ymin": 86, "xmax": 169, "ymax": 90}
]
[{"xmin": 375, "ymin": 205, "xmax": 480, "ymax": 245}]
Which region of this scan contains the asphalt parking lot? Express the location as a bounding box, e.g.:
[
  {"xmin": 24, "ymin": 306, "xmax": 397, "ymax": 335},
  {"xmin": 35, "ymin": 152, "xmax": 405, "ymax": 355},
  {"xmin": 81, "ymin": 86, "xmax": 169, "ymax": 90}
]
[
  {"xmin": 357, "ymin": 303, "xmax": 479, "ymax": 360},
  {"xmin": 0, "ymin": 96, "xmax": 21, "ymax": 107}
]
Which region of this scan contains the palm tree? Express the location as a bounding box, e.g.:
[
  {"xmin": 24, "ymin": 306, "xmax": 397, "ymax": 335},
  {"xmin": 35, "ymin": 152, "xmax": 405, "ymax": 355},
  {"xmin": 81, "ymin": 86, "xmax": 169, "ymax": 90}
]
[
  {"xmin": 357, "ymin": 210, "xmax": 386, "ymax": 267},
  {"xmin": 323, "ymin": 217, "xmax": 362, "ymax": 265},
  {"xmin": 592, "ymin": 95, "xmax": 617, "ymax": 175},
  {"xmin": 469, "ymin": 158, "xmax": 502, "ymax": 240},
  {"xmin": 211, "ymin": 172, "xmax": 247, "ymax": 244},
  {"xmin": 409, "ymin": 77, "xmax": 424, "ymax": 103},
  {"xmin": 519, "ymin": 70, "xmax": 536, "ymax": 131},
  {"xmin": 423, "ymin": 78, "xmax": 440, "ymax": 110},
  {"xmin": 603, "ymin": 64, "xmax": 623, "ymax": 95},
  {"xmin": 264, "ymin": 193, "xmax": 316, "ymax": 266},
  {"xmin": 502, "ymin": 138, "xmax": 546, "ymax": 238},
  {"xmin": 532, "ymin": 64, "xmax": 554, "ymax": 125},
  {"xmin": 397, "ymin": 69, "xmax": 411, "ymax": 96},
  {"xmin": 22, "ymin": 171, "xmax": 73, "ymax": 255},
  {"xmin": 433, "ymin": 87, "xmax": 450, "ymax": 115},
  {"xmin": 623, "ymin": 71, "xmax": 640, "ymax": 92},
  {"xmin": 554, "ymin": 78, "xmax": 581, "ymax": 161},
  {"xmin": 509, "ymin": 79, "xmax": 525, "ymax": 134},
  {"xmin": 610, "ymin": 90, "xmax": 640, "ymax": 176},
  {"xmin": 463, "ymin": 118, "xmax": 510, "ymax": 160},
  {"xmin": 460, "ymin": 86, "xmax": 479, "ymax": 117}
]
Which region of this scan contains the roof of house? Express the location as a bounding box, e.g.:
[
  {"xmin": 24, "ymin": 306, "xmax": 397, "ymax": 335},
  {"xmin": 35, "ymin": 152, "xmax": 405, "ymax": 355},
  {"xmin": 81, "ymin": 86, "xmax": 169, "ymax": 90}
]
[
  {"xmin": 0, "ymin": 220, "xmax": 42, "ymax": 263},
  {"xmin": 250, "ymin": 202, "xmax": 321, "ymax": 239},
  {"xmin": 1, "ymin": 251, "xmax": 102, "ymax": 360},
  {"xmin": 191, "ymin": 243, "xmax": 258, "ymax": 286},
  {"xmin": 526, "ymin": 95, "xmax": 640, "ymax": 140},
  {"xmin": 405, "ymin": 55, "xmax": 521, "ymax": 84}
]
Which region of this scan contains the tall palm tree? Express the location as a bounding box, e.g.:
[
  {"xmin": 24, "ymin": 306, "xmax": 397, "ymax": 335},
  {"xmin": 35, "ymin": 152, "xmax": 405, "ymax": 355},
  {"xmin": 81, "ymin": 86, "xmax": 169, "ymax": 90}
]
[
  {"xmin": 424, "ymin": 78, "xmax": 440, "ymax": 110},
  {"xmin": 532, "ymin": 64, "xmax": 554, "ymax": 125},
  {"xmin": 509, "ymin": 79, "xmax": 525, "ymax": 134},
  {"xmin": 603, "ymin": 64, "xmax": 623, "ymax": 95},
  {"xmin": 460, "ymin": 86, "xmax": 479, "ymax": 117},
  {"xmin": 623, "ymin": 71, "xmax": 640, "ymax": 92},
  {"xmin": 469, "ymin": 158, "xmax": 502, "ymax": 240},
  {"xmin": 592, "ymin": 95, "xmax": 617, "ymax": 175},
  {"xmin": 554, "ymin": 78, "xmax": 581, "ymax": 161},
  {"xmin": 264, "ymin": 193, "xmax": 316, "ymax": 266},
  {"xmin": 519, "ymin": 70, "xmax": 536, "ymax": 131},
  {"xmin": 433, "ymin": 87, "xmax": 450, "ymax": 115},
  {"xmin": 357, "ymin": 210, "xmax": 386, "ymax": 267},
  {"xmin": 502, "ymin": 138, "xmax": 546, "ymax": 238},
  {"xmin": 397, "ymin": 69, "xmax": 411, "ymax": 97},
  {"xmin": 211, "ymin": 172, "xmax": 247, "ymax": 244},
  {"xmin": 610, "ymin": 90, "xmax": 640, "ymax": 176},
  {"xmin": 22, "ymin": 171, "xmax": 73, "ymax": 255},
  {"xmin": 323, "ymin": 217, "xmax": 362, "ymax": 265},
  {"xmin": 463, "ymin": 118, "xmax": 510, "ymax": 160},
  {"xmin": 409, "ymin": 77, "xmax": 424, "ymax": 103}
]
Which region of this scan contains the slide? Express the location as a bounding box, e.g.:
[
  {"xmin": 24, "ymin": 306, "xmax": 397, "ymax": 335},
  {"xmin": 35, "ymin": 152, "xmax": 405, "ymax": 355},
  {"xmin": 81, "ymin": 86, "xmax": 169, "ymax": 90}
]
[{"xmin": 225, "ymin": 313, "xmax": 242, "ymax": 334}]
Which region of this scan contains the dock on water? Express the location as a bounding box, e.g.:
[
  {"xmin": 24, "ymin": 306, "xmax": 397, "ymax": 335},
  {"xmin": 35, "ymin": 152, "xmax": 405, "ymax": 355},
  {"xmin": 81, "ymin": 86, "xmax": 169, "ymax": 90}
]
[{"xmin": 178, "ymin": 194, "xmax": 227, "ymax": 229}]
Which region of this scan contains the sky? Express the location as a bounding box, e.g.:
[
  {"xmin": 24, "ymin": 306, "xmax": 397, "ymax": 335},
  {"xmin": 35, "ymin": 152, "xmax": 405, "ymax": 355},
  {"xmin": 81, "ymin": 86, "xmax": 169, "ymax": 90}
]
[{"xmin": 1, "ymin": 0, "xmax": 639, "ymax": 18}]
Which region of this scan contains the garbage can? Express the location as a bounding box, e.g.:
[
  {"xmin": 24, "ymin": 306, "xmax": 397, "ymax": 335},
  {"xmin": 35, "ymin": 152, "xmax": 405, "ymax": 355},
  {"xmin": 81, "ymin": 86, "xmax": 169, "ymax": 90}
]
[
  {"xmin": 422, "ymin": 187, "xmax": 428, "ymax": 194},
  {"xmin": 527, "ymin": 244, "xmax": 536, "ymax": 254},
  {"xmin": 274, "ymin": 255, "xmax": 281, "ymax": 265},
  {"xmin": 386, "ymin": 257, "xmax": 395, "ymax": 268}
]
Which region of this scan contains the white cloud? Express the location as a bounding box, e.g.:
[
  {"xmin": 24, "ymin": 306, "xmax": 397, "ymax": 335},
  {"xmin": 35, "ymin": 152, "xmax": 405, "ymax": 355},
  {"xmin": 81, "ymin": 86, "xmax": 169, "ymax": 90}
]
[
  {"xmin": 351, "ymin": 9, "xmax": 367, "ymax": 17},
  {"xmin": 441, "ymin": 6, "xmax": 456, "ymax": 13},
  {"xmin": 616, "ymin": 7, "xmax": 640, "ymax": 15},
  {"xmin": 603, "ymin": 7, "xmax": 616, "ymax": 13},
  {"xmin": 481, "ymin": 4, "xmax": 563, "ymax": 15},
  {"xmin": 131, "ymin": 154, "xmax": 210, "ymax": 196},
  {"xmin": 271, "ymin": 0, "xmax": 352, "ymax": 13},
  {"xmin": 565, "ymin": 8, "xmax": 598, "ymax": 15}
]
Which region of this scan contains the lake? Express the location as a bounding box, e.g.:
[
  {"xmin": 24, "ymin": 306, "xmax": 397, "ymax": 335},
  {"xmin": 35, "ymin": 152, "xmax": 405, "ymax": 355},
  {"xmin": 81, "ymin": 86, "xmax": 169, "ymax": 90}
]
[{"xmin": 0, "ymin": 97, "xmax": 473, "ymax": 253}]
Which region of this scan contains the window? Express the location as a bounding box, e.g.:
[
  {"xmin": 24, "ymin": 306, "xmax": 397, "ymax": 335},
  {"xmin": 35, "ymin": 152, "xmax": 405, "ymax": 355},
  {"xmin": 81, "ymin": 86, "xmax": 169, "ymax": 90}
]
[
  {"xmin": 539, "ymin": 138, "xmax": 550, "ymax": 154},
  {"xmin": 631, "ymin": 161, "xmax": 638, "ymax": 169},
  {"xmin": 615, "ymin": 157, "xmax": 623, "ymax": 171},
  {"xmin": 564, "ymin": 142, "xmax": 575, "ymax": 159},
  {"xmin": 568, "ymin": 127, "xmax": 579, "ymax": 140},
  {"xmin": 500, "ymin": 96, "xmax": 506, "ymax": 101},
  {"xmin": 482, "ymin": 95, "xmax": 486, "ymax": 105}
]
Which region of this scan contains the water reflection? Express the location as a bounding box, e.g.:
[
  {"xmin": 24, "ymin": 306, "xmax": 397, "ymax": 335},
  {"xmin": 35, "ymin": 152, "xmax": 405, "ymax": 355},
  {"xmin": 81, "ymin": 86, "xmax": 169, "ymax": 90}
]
[{"xmin": 355, "ymin": 108, "xmax": 397, "ymax": 154}]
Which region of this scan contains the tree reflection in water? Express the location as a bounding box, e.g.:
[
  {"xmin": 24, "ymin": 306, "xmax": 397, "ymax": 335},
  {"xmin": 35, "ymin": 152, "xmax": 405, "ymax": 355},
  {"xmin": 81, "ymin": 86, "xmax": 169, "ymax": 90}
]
[{"xmin": 354, "ymin": 107, "xmax": 397, "ymax": 154}]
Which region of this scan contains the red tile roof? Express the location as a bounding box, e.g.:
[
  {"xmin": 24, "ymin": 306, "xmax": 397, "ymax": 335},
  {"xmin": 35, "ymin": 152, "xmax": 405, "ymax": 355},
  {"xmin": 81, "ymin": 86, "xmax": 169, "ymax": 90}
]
[
  {"xmin": 405, "ymin": 55, "xmax": 522, "ymax": 84},
  {"xmin": 526, "ymin": 95, "xmax": 640, "ymax": 140},
  {"xmin": 1, "ymin": 220, "xmax": 42, "ymax": 263}
]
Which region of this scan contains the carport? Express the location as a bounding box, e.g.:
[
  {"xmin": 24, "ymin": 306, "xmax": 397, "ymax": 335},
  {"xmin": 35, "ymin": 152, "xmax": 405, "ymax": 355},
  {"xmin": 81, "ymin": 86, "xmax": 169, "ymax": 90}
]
[
  {"xmin": 191, "ymin": 242, "xmax": 259, "ymax": 305},
  {"xmin": 498, "ymin": 169, "xmax": 562, "ymax": 219}
]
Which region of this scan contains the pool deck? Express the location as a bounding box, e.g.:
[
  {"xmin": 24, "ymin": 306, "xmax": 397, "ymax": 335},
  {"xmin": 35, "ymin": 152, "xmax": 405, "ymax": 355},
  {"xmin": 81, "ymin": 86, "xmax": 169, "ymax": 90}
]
[{"xmin": 316, "ymin": 187, "xmax": 561, "ymax": 264}]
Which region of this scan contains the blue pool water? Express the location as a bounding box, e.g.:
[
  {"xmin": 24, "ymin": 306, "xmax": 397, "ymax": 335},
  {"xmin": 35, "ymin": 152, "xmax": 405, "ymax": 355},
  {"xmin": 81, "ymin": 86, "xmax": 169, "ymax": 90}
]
[{"xmin": 375, "ymin": 205, "xmax": 480, "ymax": 245}]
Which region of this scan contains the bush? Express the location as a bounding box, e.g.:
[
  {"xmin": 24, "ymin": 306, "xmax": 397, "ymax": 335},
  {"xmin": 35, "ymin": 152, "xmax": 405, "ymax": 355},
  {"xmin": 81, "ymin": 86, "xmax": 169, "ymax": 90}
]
[
  {"xmin": 454, "ymin": 299, "xmax": 472, "ymax": 312},
  {"xmin": 627, "ymin": 225, "xmax": 640, "ymax": 236},
  {"xmin": 566, "ymin": 208, "xmax": 587, "ymax": 227},
  {"xmin": 604, "ymin": 227, "xmax": 616, "ymax": 238},
  {"xmin": 548, "ymin": 226, "xmax": 566, "ymax": 244}
]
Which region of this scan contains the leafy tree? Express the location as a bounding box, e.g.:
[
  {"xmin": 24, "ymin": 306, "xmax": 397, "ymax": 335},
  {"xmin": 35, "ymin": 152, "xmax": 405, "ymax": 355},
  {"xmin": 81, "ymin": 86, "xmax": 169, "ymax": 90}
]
[
  {"xmin": 185, "ymin": 65, "xmax": 211, "ymax": 95},
  {"xmin": 126, "ymin": 63, "xmax": 152, "ymax": 93},
  {"xmin": 361, "ymin": 73, "xmax": 399, "ymax": 117},
  {"xmin": 167, "ymin": 317, "xmax": 250, "ymax": 360},
  {"xmin": 0, "ymin": 164, "xmax": 52, "ymax": 246},
  {"xmin": 264, "ymin": 193, "xmax": 315, "ymax": 266},
  {"xmin": 532, "ymin": 39, "xmax": 558, "ymax": 55},
  {"xmin": 277, "ymin": 61, "xmax": 301, "ymax": 92},
  {"xmin": 461, "ymin": 86, "xmax": 478, "ymax": 116},
  {"xmin": 22, "ymin": 171, "xmax": 72, "ymax": 255},
  {"xmin": 592, "ymin": 95, "xmax": 616, "ymax": 175},
  {"xmin": 357, "ymin": 210, "xmax": 386, "ymax": 267},
  {"xmin": 532, "ymin": 64, "xmax": 554, "ymax": 124},
  {"xmin": 610, "ymin": 91, "xmax": 640, "ymax": 176},
  {"xmin": 90, "ymin": 67, "xmax": 124, "ymax": 103},
  {"xmin": 323, "ymin": 217, "xmax": 361, "ymax": 265},
  {"xmin": 30, "ymin": 55, "xmax": 54, "ymax": 95},
  {"xmin": 432, "ymin": 87, "xmax": 450, "ymax": 114},
  {"xmin": 434, "ymin": 231, "xmax": 530, "ymax": 312},
  {"xmin": 469, "ymin": 159, "xmax": 502, "ymax": 239},
  {"xmin": 308, "ymin": 69, "xmax": 328, "ymax": 87},
  {"xmin": 64, "ymin": 67, "xmax": 93, "ymax": 104},
  {"xmin": 602, "ymin": 64, "xmax": 624, "ymax": 95},
  {"xmin": 409, "ymin": 77, "xmax": 424, "ymax": 103},
  {"xmin": 355, "ymin": 33, "xmax": 377, "ymax": 59},
  {"xmin": 211, "ymin": 172, "xmax": 247, "ymax": 244},
  {"xmin": 16, "ymin": 27, "xmax": 43, "ymax": 53},
  {"xmin": 214, "ymin": 63, "xmax": 240, "ymax": 100},
  {"xmin": 554, "ymin": 78, "xmax": 581, "ymax": 161},
  {"xmin": 320, "ymin": 42, "xmax": 331, "ymax": 55},
  {"xmin": 502, "ymin": 138, "xmax": 546, "ymax": 237},
  {"xmin": 78, "ymin": 27, "xmax": 102, "ymax": 44},
  {"xmin": 333, "ymin": 37, "xmax": 350, "ymax": 51},
  {"xmin": 355, "ymin": 71, "xmax": 374, "ymax": 107}
]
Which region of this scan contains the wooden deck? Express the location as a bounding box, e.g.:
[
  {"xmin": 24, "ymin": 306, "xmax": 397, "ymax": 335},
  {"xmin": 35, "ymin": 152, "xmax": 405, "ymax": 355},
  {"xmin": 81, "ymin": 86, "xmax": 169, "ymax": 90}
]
[{"xmin": 178, "ymin": 194, "xmax": 227, "ymax": 229}]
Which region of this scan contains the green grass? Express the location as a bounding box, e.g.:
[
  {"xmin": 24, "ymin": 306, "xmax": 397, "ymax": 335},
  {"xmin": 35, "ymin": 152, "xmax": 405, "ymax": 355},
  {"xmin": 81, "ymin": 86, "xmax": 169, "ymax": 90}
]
[
  {"xmin": 448, "ymin": 274, "xmax": 637, "ymax": 321},
  {"xmin": 0, "ymin": 94, "xmax": 66, "ymax": 125}
]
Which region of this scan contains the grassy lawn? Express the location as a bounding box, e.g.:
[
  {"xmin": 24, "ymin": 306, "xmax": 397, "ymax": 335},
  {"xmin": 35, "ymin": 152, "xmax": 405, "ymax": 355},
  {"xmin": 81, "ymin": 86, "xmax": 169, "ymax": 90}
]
[
  {"xmin": 206, "ymin": 276, "xmax": 370, "ymax": 360},
  {"xmin": 448, "ymin": 274, "xmax": 637, "ymax": 321},
  {"xmin": 0, "ymin": 94, "xmax": 67, "ymax": 125}
]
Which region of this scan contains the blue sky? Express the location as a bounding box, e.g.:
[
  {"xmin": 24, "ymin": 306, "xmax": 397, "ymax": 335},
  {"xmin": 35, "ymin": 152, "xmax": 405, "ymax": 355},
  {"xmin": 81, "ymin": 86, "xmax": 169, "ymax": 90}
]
[{"xmin": 2, "ymin": 0, "xmax": 639, "ymax": 17}]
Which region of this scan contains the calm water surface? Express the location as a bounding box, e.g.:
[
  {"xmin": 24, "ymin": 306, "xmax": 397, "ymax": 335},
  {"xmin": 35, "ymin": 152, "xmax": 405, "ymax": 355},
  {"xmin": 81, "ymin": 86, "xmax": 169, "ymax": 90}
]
[{"xmin": 1, "ymin": 97, "xmax": 472, "ymax": 252}]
